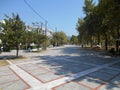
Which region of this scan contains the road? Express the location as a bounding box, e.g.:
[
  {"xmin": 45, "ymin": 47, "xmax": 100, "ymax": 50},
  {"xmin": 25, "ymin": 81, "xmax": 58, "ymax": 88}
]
[{"xmin": 0, "ymin": 45, "xmax": 120, "ymax": 90}]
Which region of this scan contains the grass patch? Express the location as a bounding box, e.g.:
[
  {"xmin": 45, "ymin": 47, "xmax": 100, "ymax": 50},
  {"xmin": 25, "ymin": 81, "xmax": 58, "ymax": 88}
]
[
  {"xmin": 0, "ymin": 60, "xmax": 9, "ymax": 66},
  {"xmin": 0, "ymin": 55, "xmax": 27, "ymax": 60}
]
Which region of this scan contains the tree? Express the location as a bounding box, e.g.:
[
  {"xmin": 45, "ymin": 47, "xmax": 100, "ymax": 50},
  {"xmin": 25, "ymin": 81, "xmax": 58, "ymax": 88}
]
[
  {"xmin": 22, "ymin": 26, "xmax": 46, "ymax": 51},
  {"xmin": 83, "ymin": 0, "xmax": 95, "ymax": 16},
  {"xmin": 70, "ymin": 35, "xmax": 79, "ymax": 45},
  {"xmin": 33, "ymin": 28, "xmax": 46, "ymax": 51},
  {"xmin": 0, "ymin": 14, "xmax": 25, "ymax": 57},
  {"xmin": 77, "ymin": 0, "xmax": 120, "ymax": 51},
  {"xmin": 51, "ymin": 31, "xmax": 68, "ymax": 46},
  {"xmin": 77, "ymin": 0, "xmax": 98, "ymax": 47}
]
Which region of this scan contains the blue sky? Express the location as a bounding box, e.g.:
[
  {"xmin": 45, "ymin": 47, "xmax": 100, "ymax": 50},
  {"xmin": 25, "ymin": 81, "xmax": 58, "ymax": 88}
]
[{"xmin": 0, "ymin": 0, "xmax": 98, "ymax": 36}]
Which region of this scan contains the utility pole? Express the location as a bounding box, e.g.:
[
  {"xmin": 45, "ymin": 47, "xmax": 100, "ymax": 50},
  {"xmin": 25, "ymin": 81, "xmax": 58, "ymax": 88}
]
[
  {"xmin": 44, "ymin": 20, "xmax": 47, "ymax": 50},
  {"xmin": 40, "ymin": 22, "xmax": 43, "ymax": 30},
  {"xmin": 40, "ymin": 22, "xmax": 43, "ymax": 34}
]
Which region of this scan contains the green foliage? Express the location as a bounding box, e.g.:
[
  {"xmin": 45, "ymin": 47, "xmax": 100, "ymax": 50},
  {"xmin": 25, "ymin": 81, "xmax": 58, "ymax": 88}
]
[
  {"xmin": 70, "ymin": 35, "xmax": 79, "ymax": 45},
  {"xmin": 22, "ymin": 28, "xmax": 46, "ymax": 50},
  {"xmin": 32, "ymin": 29, "xmax": 46, "ymax": 50},
  {"xmin": 83, "ymin": 0, "xmax": 95, "ymax": 16},
  {"xmin": 0, "ymin": 13, "xmax": 25, "ymax": 56},
  {"xmin": 51, "ymin": 31, "xmax": 68, "ymax": 46},
  {"xmin": 76, "ymin": 0, "xmax": 120, "ymax": 50}
]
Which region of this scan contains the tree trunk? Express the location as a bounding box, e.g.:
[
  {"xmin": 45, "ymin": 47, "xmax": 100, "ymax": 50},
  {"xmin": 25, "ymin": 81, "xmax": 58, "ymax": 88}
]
[
  {"xmin": 116, "ymin": 28, "xmax": 120, "ymax": 52},
  {"xmin": 90, "ymin": 36, "xmax": 93, "ymax": 48},
  {"xmin": 97, "ymin": 32, "xmax": 100, "ymax": 45},
  {"xmin": 16, "ymin": 45, "xmax": 19, "ymax": 57},
  {"xmin": 116, "ymin": 41, "xmax": 119, "ymax": 52},
  {"xmin": 105, "ymin": 34, "xmax": 108, "ymax": 50},
  {"xmin": 25, "ymin": 43, "xmax": 28, "ymax": 50}
]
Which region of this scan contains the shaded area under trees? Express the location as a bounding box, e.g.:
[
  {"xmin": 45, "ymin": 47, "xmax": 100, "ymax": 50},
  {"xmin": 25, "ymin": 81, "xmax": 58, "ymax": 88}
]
[{"xmin": 76, "ymin": 0, "xmax": 120, "ymax": 54}]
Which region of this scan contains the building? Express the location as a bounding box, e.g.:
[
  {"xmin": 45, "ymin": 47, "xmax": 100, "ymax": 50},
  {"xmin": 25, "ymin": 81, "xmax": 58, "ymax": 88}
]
[{"xmin": 26, "ymin": 25, "xmax": 53, "ymax": 38}]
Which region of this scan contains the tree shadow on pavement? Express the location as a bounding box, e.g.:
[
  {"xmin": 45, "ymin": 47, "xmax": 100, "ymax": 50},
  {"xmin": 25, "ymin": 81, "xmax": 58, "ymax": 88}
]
[
  {"xmin": 33, "ymin": 46, "xmax": 120, "ymax": 90},
  {"xmin": 0, "ymin": 55, "xmax": 16, "ymax": 60}
]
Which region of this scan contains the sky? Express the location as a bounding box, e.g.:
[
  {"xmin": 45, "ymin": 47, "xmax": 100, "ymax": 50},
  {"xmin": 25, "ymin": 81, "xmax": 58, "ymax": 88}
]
[{"xmin": 0, "ymin": 0, "xmax": 98, "ymax": 36}]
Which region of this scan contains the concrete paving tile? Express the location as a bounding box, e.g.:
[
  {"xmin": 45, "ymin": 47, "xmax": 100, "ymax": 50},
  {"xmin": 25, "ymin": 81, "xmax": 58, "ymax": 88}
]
[
  {"xmin": 35, "ymin": 61, "xmax": 93, "ymax": 75},
  {"xmin": 47, "ymin": 61, "xmax": 65, "ymax": 66},
  {"xmin": 75, "ymin": 76, "xmax": 105, "ymax": 89},
  {"xmin": 37, "ymin": 72, "xmax": 62, "ymax": 82},
  {"xmin": 0, "ymin": 80, "xmax": 29, "ymax": 90},
  {"xmin": 95, "ymin": 61, "xmax": 111, "ymax": 65},
  {"xmin": 110, "ymin": 74, "xmax": 120, "ymax": 85},
  {"xmin": 99, "ymin": 68, "xmax": 120, "ymax": 75},
  {"xmin": 77, "ymin": 63, "xmax": 93, "ymax": 69},
  {"xmin": 47, "ymin": 64, "xmax": 92, "ymax": 75},
  {"xmin": 50, "ymin": 62, "xmax": 93, "ymax": 74},
  {"xmin": 19, "ymin": 64, "xmax": 39, "ymax": 71},
  {"xmin": 83, "ymin": 58, "xmax": 113, "ymax": 65},
  {"xmin": 34, "ymin": 62, "xmax": 43, "ymax": 65},
  {"xmin": 48, "ymin": 60, "xmax": 76, "ymax": 67},
  {"xmin": 0, "ymin": 66, "xmax": 9, "ymax": 71},
  {"xmin": 50, "ymin": 67, "xmax": 73, "ymax": 76},
  {"xmin": 34, "ymin": 63, "xmax": 57, "ymax": 73},
  {"xmin": 44, "ymin": 60, "xmax": 66, "ymax": 66},
  {"xmin": 19, "ymin": 64, "xmax": 33, "ymax": 68},
  {"xmin": 98, "ymin": 83, "xmax": 120, "ymax": 90},
  {"xmin": 34, "ymin": 63, "xmax": 56, "ymax": 69},
  {"xmin": 63, "ymin": 57, "xmax": 80, "ymax": 61},
  {"xmin": 110, "ymin": 62, "xmax": 120, "ymax": 69},
  {"xmin": 10, "ymin": 60, "xmax": 26, "ymax": 64},
  {"xmin": 45, "ymin": 66, "xmax": 63, "ymax": 72},
  {"xmin": 36, "ymin": 64, "xmax": 53, "ymax": 69},
  {"xmin": 63, "ymin": 65, "xmax": 90, "ymax": 73},
  {"xmin": 0, "ymin": 69, "xmax": 13, "ymax": 76},
  {"xmin": 29, "ymin": 68, "xmax": 49, "ymax": 75},
  {"xmin": 83, "ymin": 59, "xmax": 111, "ymax": 65},
  {"xmin": 88, "ymin": 71, "xmax": 113, "ymax": 81},
  {"xmin": 0, "ymin": 74, "xmax": 19, "ymax": 84},
  {"xmin": 53, "ymin": 82, "xmax": 91, "ymax": 90}
]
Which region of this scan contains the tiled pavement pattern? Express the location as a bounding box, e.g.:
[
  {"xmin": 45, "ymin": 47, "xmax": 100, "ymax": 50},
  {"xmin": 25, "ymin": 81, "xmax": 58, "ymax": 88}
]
[
  {"xmin": 17, "ymin": 59, "xmax": 94, "ymax": 83},
  {"xmin": 18, "ymin": 63, "xmax": 64, "ymax": 83},
  {"xmin": 52, "ymin": 67, "xmax": 120, "ymax": 90},
  {"xmin": 0, "ymin": 66, "xmax": 30, "ymax": 90},
  {"xmin": 0, "ymin": 45, "xmax": 120, "ymax": 90}
]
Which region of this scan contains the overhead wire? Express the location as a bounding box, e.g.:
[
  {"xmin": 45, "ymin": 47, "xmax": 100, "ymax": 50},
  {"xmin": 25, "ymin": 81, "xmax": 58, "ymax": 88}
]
[
  {"xmin": 24, "ymin": 0, "xmax": 46, "ymax": 22},
  {"xmin": 24, "ymin": 0, "xmax": 55, "ymax": 32}
]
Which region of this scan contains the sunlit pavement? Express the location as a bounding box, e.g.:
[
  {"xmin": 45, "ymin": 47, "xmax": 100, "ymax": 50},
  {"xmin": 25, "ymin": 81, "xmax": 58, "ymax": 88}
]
[
  {"xmin": 0, "ymin": 66, "xmax": 30, "ymax": 90},
  {"xmin": 0, "ymin": 45, "xmax": 120, "ymax": 90}
]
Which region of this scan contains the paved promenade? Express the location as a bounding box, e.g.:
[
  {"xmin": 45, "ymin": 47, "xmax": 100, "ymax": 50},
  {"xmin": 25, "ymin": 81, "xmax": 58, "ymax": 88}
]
[{"xmin": 0, "ymin": 45, "xmax": 120, "ymax": 90}]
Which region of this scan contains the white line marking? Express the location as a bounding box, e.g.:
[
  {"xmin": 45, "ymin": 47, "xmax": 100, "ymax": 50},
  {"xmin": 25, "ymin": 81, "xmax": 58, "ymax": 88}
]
[
  {"xmin": 6, "ymin": 59, "xmax": 120, "ymax": 90},
  {"xmin": 6, "ymin": 60, "xmax": 43, "ymax": 89}
]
